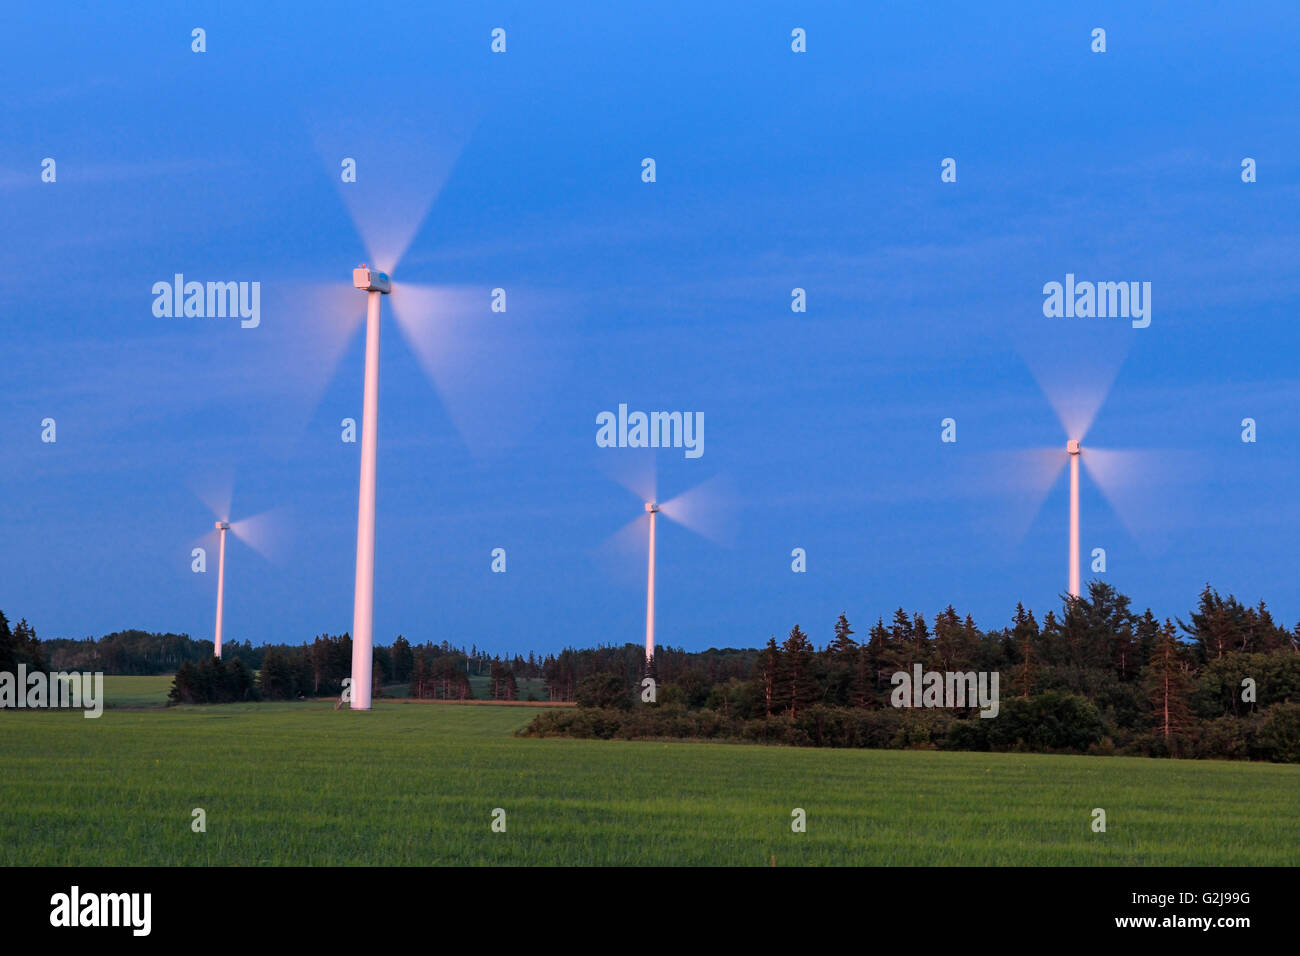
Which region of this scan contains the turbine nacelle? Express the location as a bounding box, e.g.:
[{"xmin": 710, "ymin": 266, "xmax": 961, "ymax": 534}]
[
  {"xmin": 1067, "ymin": 439, "xmax": 1080, "ymax": 456},
  {"xmin": 645, "ymin": 502, "xmax": 659, "ymax": 513},
  {"xmin": 352, "ymin": 265, "xmax": 391, "ymax": 295},
  {"xmin": 215, "ymin": 521, "xmax": 231, "ymax": 531}
]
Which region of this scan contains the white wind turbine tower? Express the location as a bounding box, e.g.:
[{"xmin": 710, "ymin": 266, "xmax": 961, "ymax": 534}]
[
  {"xmin": 609, "ymin": 471, "xmax": 731, "ymax": 675},
  {"xmin": 338, "ymin": 259, "xmax": 556, "ymax": 710},
  {"xmin": 285, "ymin": 132, "xmax": 460, "ymax": 712},
  {"xmin": 213, "ymin": 521, "xmax": 230, "ymax": 657},
  {"xmin": 276, "ymin": 117, "xmax": 568, "ymax": 710},
  {"xmin": 195, "ymin": 505, "xmax": 279, "ymax": 659},
  {"xmin": 1068, "ymin": 438, "xmax": 1080, "ymax": 598},
  {"xmin": 1005, "ymin": 371, "xmax": 1165, "ymax": 603},
  {"xmin": 348, "ymin": 264, "xmax": 390, "ymax": 710},
  {"xmin": 644, "ymin": 501, "xmax": 658, "ymax": 668},
  {"xmin": 1058, "ymin": 434, "xmax": 1107, "ymax": 600},
  {"xmin": 1050, "ymin": 411, "xmax": 1150, "ymax": 601}
]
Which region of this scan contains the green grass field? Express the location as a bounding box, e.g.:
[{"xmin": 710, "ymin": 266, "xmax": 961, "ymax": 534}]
[
  {"xmin": 467, "ymin": 675, "xmax": 550, "ymax": 701},
  {"xmin": 2, "ymin": 699, "xmax": 1298, "ymax": 865},
  {"xmin": 387, "ymin": 676, "xmax": 550, "ymax": 702}
]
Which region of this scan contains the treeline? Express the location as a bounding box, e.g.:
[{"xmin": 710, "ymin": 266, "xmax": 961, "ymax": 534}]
[
  {"xmin": 34, "ymin": 626, "xmax": 553, "ymax": 681},
  {"xmin": 168, "ymin": 656, "xmax": 257, "ymax": 704},
  {"xmin": 537, "ymin": 644, "xmax": 754, "ymax": 702},
  {"xmin": 44, "ymin": 630, "xmax": 223, "ymax": 674},
  {"xmin": 170, "ymin": 633, "xmax": 360, "ymax": 703},
  {"xmin": 522, "ymin": 584, "xmax": 1300, "ymax": 762},
  {"xmin": 20, "ymin": 613, "xmax": 644, "ymax": 705},
  {"xmin": 167, "ymin": 635, "xmax": 531, "ymax": 704}
]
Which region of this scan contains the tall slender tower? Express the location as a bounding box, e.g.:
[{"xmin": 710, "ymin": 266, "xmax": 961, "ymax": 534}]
[
  {"xmin": 214, "ymin": 520, "xmax": 230, "ymax": 658},
  {"xmin": 1067, "ymin": 439, "xmax": 1081, "ymax": 599},
  {"xmin": 350, "ymin": 265, "xmax": 390, "ymax": 710},
  {"xmin": 644, "ymin": 501, "xmax": 658, "ymax": 675}
]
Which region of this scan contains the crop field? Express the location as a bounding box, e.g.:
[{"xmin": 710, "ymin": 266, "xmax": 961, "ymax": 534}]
[{"xmin": 1, "ymin": 700, "xmax": 1297, "ymax": 866}]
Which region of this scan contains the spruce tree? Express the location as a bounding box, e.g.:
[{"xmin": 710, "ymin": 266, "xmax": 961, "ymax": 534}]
[
  {"xmin": 1010, "ymin": 604, "xmax": 1040, "ymax": 697},
  {"xmin": 0, "ymin": 610, "xmax": 14, "ymax": 676},
  {"xmin": 390, "ymin": 635, "xmax": 413, "ymax": 682},
  {"xmin": 866, "ymin": 618, "xmax": 890, "ymax": 690},
  {"xmin": 1134, "ymin": 608, "xmax": 1160, "ymax": 665},
  {"xmin": 932, "ymin": 607, "xmax": 966, "ymax": 671},
  {"xmin": 169, "ymin": 661, "xmax": 196, "ymax": 704},
  {"xmin": 829, "ymin": 614, "xmax": 857, "ymax": 656},
  {"xmin": 780, "ymin": 625, "xmax": 816, "ymax": 719},
  {"xmin": 1144, "ymin": 620, "xmax": 1193, "ymax": 754}
]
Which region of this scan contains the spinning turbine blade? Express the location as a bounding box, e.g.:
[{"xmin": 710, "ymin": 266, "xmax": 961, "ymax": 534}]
[
  {"xmin": 997, "ymin": 447, "xmax": 1069, "ymax": 547},
  {"xmin": 312, "ymin": 115, "xmax": 472, "ymax": 275},
  {"xmin": 252, "ymin": 280, "xmax": 365, "ymax": 447},
  {"xmin": 390, "ymin": 282, "xmax": 572, "ymax": 457},
  {"xmin": 600, "ymin": 450, "xmax": 658, "ymax": 508},
  {"xmin": 1079, "ymin": 446, "xmax": 1184, "ymax": 549},
  {"xmin": 228, "ymin": 507, "xmax": 287, "ymax": 564},
  {"xmin": 658, "ymin": 474, "xmax": 735, "ymax": 545},
  {"xmin": 191, "ymin": 469, "xmax": 235, "ymax": 526},
  {"xmin": 1019, "ymin": 323, "xmax": 1131, "ymax": 443},
  {"xmin": 1035, "ymin": 380, "xmax": 1113, "ymax": 448},
  {"xmin": 285, "ymin": 281, "xmax": 367, "ymax": 382},
  {"xmin": 600, "ymin": 512, "xmax": 652, "ymax": 558}
]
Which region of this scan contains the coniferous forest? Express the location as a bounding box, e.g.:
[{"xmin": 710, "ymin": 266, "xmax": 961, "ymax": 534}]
[{"xmin": 522, "ymin": 583, "xmax": 1300, "ymax": 763}]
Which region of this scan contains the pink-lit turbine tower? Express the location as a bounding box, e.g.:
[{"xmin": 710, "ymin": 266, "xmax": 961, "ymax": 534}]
[
  {"xmin": 1023, "ymin": 432, "xmax": 1137, "ymax": 603},
  {"xmin": 1061, "ymin": 435, "xmax": 1131, "ymax": 601},
  {"xmin": 644, "ymin": 502, "xmax": 658, "ymax": 669},
  {"xmin": 1068, "ymin": 439, "xmax": 1081, "ymax": 599},
  {"xmin": 213, "ymin": 521, "xmax": 230, "ymax": 657},
  {"xmin": 349, "ymin": 264, "xmax": 390, "ymax": 710},
  {"xmin": 1010, "ymin": 353, "xmax": 1155, "ymax": 607},
  {"xmin": 633, "ymin": 480, "xmax": 724, "ymax": 674},
  {"xmin": 204, "ymin": 512, "xmax": 271, "ymax": 658}
]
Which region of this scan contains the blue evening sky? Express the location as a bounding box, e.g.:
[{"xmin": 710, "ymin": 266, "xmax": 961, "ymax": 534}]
[{"xmin": 2, "ymin": 2, "xmax": 1297, "ymax": 654}]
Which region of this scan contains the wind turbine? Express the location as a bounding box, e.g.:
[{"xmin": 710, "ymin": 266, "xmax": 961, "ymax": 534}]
[
  {"xmin": 348, "ymin": 264, "xmax": 390, "ymax": 710},
  {"xmin": 268, "ymin": 116, "xmax": 571, "ymax": 710},
  {"xmin": 194, "ymin": 506, "xmax": 279, "ymax": 659},
  {"xmin": 338, "ymin": 266, "xmax": 545, "ymax": 709},
  {"xmin": 1068, "ymin": 438, "xmax": 1080, "ymax": 598},
  {"xmin": 644, "ymin": 501, "xmax": 658, "ymax": 670},
  {"xmin": 610, "ymin": 472, "xmax": 731, "ymax": 675},
  {"xmin": 214, "ymin": 521, "xmax": 230, "ymax": 658},
  {"xmin": 1004, "ymin": 379, "xmax": 1164, "ymax": 602}
]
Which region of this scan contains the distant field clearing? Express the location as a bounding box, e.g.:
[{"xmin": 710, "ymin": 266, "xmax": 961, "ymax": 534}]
[{"xmin": 1, "ymin": 702, "xmax": 1295, "ymax": 866}]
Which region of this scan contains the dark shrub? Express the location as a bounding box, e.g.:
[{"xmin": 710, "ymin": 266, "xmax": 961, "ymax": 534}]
[
  {"xmin": 985, "ymin": 692, "xmax": 1105, "ymax": 752},
  {"xmin": 1254, "ymin": 702, "xmax": 1300, "ymax": 763},
  {"xmin": 575, "ymin": 673, "xmax": 632, "ymax": 710}
]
